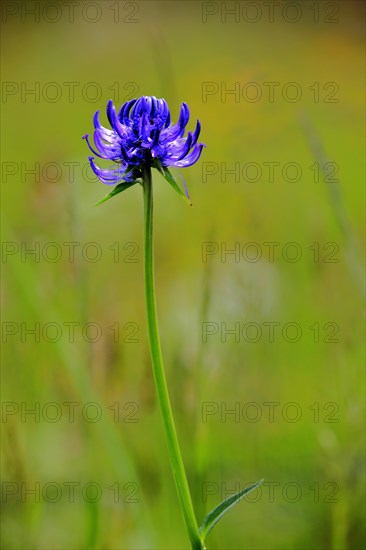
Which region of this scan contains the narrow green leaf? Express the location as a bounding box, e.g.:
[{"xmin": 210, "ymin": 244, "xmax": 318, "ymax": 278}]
[
  {"xmin": 95, "ymin": 180, "xmax": 138, "ymax": 206},
  {"xmin": 199, "ymin": 479, "xmax": 264, "ymax": 542},
  {"xmin": 154, "ymin": 160, "xmax": 192, "ymax": 206}
]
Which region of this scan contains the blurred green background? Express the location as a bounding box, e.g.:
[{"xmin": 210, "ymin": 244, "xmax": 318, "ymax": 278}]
[{"xmin": 1, "ymin": 1, "xmax": 365, "ymax": 548}]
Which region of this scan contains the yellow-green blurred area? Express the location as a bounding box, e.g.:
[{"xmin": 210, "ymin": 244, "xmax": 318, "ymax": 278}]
[{"xmin": 1, "ymin": 0, "xmax": 365, "ymax": 548}]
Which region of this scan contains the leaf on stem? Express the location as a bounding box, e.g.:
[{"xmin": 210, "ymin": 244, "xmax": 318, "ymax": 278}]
[
  {"xmin": 95, "ymin": 180, "xmax": 139, "ymax": 206},
  {"xmin": 154, "ymin": 160, "xmax": 192, "ymax": 206},
  {"xmin": 199, "ymin": 479, "xmax": 264, "ymax": 542}
]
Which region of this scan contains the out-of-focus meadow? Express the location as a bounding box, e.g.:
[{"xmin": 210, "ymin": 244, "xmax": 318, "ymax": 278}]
[{"xmin": 1, "ymin": 1, "xmax": 365, "ymax": 548}]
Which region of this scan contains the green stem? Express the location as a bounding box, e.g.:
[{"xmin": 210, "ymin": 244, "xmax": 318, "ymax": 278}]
[{"xmin": 142, "ymin": 164, "xmax": 203, "ymax": 550}]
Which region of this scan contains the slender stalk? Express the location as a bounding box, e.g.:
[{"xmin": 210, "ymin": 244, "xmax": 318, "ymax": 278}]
[{"xmin": 142, "ymin": 164, "xmax": 203, "ymax": 550}]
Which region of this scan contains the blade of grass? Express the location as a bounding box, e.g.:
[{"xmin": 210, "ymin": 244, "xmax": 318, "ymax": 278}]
[{"xmin": 300, "ymin": 114, "xmax": 364, "ymax": 297}]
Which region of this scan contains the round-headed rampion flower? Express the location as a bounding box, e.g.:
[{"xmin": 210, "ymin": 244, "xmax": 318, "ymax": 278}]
[{"xmin": 83, "ymin": 96, "xmax": 205, "ymax": 187}]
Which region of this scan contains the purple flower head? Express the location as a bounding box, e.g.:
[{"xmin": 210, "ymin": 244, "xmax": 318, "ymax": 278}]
[{"xmin": 83, "ymin": 96, "xmax": 205, "ymax": 190}]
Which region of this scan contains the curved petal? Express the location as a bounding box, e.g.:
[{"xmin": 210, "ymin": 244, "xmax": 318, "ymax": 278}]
[
  {"xmin": 160, "ymin": 103, "xmax": 190, "ymax": 144},
  {"xmin": 93, "ymin": 110, "xmax": 114, "ymax": 140},
  {"xmin": 83, "ymin": 134, "xmax": 114, "ymax": 160},
  {"xmin": 151, "ymin": 128, "xmax": 161, "ymax": 148},
  {"xmin": 165, "ymin": 132, "xmax": 193, "ymax": 161},
  {"xmin": 166, "ymin": 143, "xmax": 205, "ymax": 168},
  {"xmin": 119, "ymin": 99, "xmax": 137, "ymax": 124},
  {"xmin": 144, "ymin": 96, "xmax": 154, "ymax": 117},
  {"xmin": 107, "ymin": 100, "xmax": 128, "ymax": 140},
  {"xmin": 88, "ymin": 156, "xmax": 130, "ymax": 185},
  {"xmin": 164, "ymin": 109, "xmax": 171, "ymax": 128},
  {"xmin": 191, "ymin": 119, "xmax": 201, "ymax": 147},
  {"xmin": 130, "ymin": 97, "xmax": 144, "ymax": 119},
  {"xmin": 93, "ymin": 131, "xmax": 121, "ymax": 160}
]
